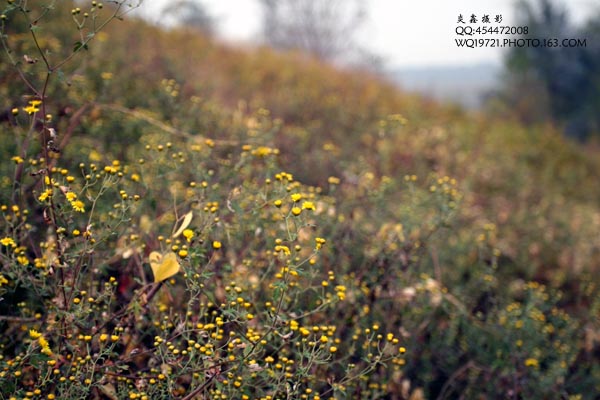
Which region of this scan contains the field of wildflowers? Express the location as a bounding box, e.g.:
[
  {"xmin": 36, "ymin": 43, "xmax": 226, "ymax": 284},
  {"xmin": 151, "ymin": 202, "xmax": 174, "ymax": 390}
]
[{"xmin": 0, "ymin": 1, "xmax": 599, "ymax": 399}]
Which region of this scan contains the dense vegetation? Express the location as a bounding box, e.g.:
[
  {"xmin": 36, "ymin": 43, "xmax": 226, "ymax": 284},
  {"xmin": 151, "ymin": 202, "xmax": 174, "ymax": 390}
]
[{"xmin": 0, "ymin": 1, "xmax": 598, "ymax": 399}]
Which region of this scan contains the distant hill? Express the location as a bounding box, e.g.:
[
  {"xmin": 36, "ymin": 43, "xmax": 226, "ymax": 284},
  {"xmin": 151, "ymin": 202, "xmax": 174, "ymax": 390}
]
[{"xmin": 388, "ymin": 63, "xmax": 501, "ymax": 109}]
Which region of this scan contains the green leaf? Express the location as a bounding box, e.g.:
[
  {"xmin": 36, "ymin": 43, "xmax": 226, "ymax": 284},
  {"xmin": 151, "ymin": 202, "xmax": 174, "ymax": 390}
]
[
  {"xmin": 73, "ymin": 41, "xmax": 89, "ymax": 52},
  {"xmin": 29, "ymin": 352, "xmax": 50, "ymax": 368}
]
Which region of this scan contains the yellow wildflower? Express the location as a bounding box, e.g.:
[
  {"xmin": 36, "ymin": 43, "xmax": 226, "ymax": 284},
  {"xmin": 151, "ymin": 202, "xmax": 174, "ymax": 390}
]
[
  {"xmin": 1, "ymin": 237, "xmax": 16, "ymax": 247},
  {"xmin": 29, "ymin": 330, "xmax": 42, "ymax": 339},
  {"xmin": 301, "ymin": 201, "xmax": 316, "ymax": 211},
  {"xmin": 38, "ymin": 336, "xmax": 52, "ymax": 355},
  {"xmin": 23, "ymin": 105, "xmax": 40, "ymax": 115},
  {"xmin": 524, "ymin": 358, "xmax": 539, "ymax": 368},
  {"xmin": 182, "ymin": 229, "xmax": 194, "ymax": 242},
  {"xmin": 315, "ymin": 237, "xmax": 326, "ymax": 250},
  {"xmin": 291, "ymin": 193, "xmax": 303, "ymax": 202},
  {"xmin": 38, "ymin": 189, "xmax": 53, "ymax": 202},
  {"xmin": 71, "ymin": 200, "xmax": 85, "ymax": 213}
]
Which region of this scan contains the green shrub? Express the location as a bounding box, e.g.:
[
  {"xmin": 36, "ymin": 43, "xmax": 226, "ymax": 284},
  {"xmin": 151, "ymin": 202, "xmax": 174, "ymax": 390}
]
[{"xmin": 1, "ymin": 1, "xmax": 598, "ymax": 399}]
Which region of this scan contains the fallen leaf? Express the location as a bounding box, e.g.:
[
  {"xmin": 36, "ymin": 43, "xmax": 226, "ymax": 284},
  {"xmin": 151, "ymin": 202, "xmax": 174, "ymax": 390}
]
[{"xmin": 149, "ymin": 251, "xmax": 180, "ymax": 283}]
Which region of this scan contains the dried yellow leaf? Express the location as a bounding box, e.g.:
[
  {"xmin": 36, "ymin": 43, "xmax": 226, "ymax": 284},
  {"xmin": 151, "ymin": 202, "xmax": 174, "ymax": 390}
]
[
  {"xmin": 172, "ymin": 211, "xmax": 194, "ymax": 238},
  {"xmin": 149, "ymin": 251, "xmax": 180, "ymax": 283}
]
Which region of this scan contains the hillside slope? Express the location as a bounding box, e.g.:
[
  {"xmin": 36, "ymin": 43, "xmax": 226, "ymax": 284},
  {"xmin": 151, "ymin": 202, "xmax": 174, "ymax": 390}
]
[{"xmin": 89, "ymin": 19, "xmax": 600, "ymax": 279}]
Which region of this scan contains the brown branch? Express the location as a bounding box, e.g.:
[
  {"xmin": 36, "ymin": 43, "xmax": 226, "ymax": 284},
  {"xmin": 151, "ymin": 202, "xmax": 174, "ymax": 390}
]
[
  {"xmin": 436, "ymin": 361, "xmax": 482, "ymax": 400},
  {"xmin": 181, "ymin": 374, "xmax": 216, "ymax": 400},
  {"xmin": 59, "ymin": 103, "xmax": 92, "ymax": 150},
  {"xmin": 0, "ymin": 315, "xmax": 39, "ymax": 322}
]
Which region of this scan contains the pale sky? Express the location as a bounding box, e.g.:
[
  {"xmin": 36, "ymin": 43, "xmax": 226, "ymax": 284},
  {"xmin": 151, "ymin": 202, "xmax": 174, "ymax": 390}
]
[{"xmin": 138, "ymin": 0, "xmax": 597, "ymax": 68}]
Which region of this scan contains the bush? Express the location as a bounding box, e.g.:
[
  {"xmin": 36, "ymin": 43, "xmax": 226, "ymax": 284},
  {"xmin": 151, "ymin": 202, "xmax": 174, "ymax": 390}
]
[{"xmin": 1, "ymin": 1, "xmax": 598, "ymax": 399}]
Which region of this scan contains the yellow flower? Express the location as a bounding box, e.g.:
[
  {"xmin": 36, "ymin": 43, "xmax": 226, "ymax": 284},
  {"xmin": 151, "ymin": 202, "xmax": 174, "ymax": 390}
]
[
  {"xmin": 182, "ymin": 229, "xmax": 194, "ymax": 243},
  {"xmin": 65, "ymin": 192, "xmax": 77, "ymax": 202},
  {"xmin": 23, "ymin": 105, "xmax": 40, "ymax": 115},
  {"xmin": 71, "ymin": 200, "xmax": 85, "ymax": 213},
  {"xmin": 251, "ymin": 146, "xmax": 274, "ymax": 157},
  {"xmin": 29, "ymin": 329, "xmax": 42, "ymax": 339},
  {"xmin": 291, "ymin": 207, "xmax": 302, "ymax": 216},
  {"xmin": 524, "ymin": 358, "xmax": 539, "ymax": 368},
  {"xmin": 212, "ymin": 241, "xmax": 222, "ymax": 249},
  {"xmin": 38, "ymin": 189, "xmax": 53, "ymax": 202},
  {"xmin": 11, "ymin": 156, "xmax": 23, "ymax": 164},
  {"xmin": 38, "ymin": 336, "xmax": 51, "ymax": 354},
  {"xmin": 300, "ymin": 327, "xmax": 310, "ymax": 337},
  {"xmin": 335, "ymin": 285, "xmax": 347, "ymax": 300},
  {"xmin": 315, "ymin": 237, "xmax": 326, "ymax": 250},
  {"xmin": 291, "ymin": 193, "xmax": 303, "ymax": 202},
  {"xmin": 301, "ymin": 201, "xmax": 316, "ymax": 211},
  {"xmin": 274, "ymin": 245, "xmax": 291, "ymax": 256},
  {"xmin": 1, "ymin": 237, "xmax": 16, "ymax": 247}
]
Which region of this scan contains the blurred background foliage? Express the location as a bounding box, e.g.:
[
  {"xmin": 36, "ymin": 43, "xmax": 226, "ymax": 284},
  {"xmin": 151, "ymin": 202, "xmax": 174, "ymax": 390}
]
[
  {"xmin": 494, "ymin": 0, "xmax": 600, "ymax": 140},
  {"xmin": 1, "ymin": 0, "xmax": 599, "ymax": 398}
]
